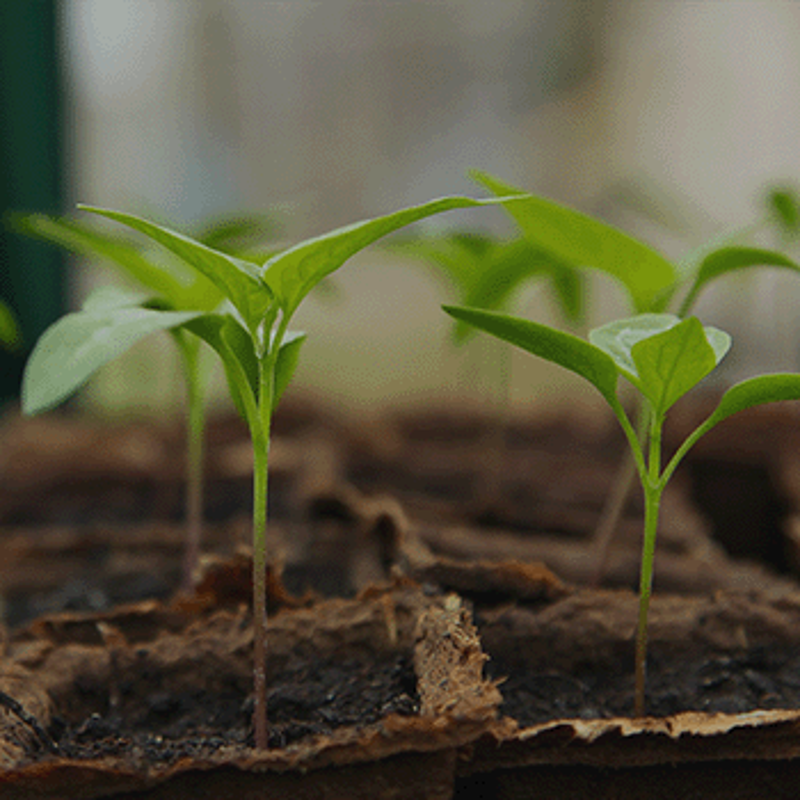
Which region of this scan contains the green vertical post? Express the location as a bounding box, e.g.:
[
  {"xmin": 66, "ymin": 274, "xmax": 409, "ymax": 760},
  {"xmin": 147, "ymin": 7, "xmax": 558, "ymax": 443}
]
[{"xmin": 0, "ymin": 0, "xmax": 65, "ymax": 403}]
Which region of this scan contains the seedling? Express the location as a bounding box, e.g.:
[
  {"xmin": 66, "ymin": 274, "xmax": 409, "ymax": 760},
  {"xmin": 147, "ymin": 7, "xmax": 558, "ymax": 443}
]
[
  {"xmin": 15, "ymin": 210, "xmax": 282, "ymax": 591},
  {"xmin": 21, "ymin": 192, "xmax": 528, "ymax": 749},
  {"xmin": 444, "ymin": 305, "xmax": 800, "ymax": 716},
  {"xmin": 472, "ymin": 171, "xmax": 800, "ymax": 574}
]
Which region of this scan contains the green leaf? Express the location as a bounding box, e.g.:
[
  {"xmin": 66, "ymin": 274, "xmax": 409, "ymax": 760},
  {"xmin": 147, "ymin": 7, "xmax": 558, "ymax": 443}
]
[
  {"xmin": 12, "ymin": 213, "xmax": 191, "ymax": 306},
  {"xmin": 767, "ymin": 187, "xmax": 800, "ymax": 237},
  {"xmin": 630, "ymin": 317, "xmax": 728, "ymax": 416},
  {"xmin": 22, "ymin": 305, "xmax": 202, "ymax": 416},
  {"xmin": 195, "ymin": 213, "xmax": 282, "ymax": 253},
  {"xmin": 0, "ymin": 299, "xmax": 20, "ymax": 350},
  {"xmin": 590, "ymin": 314, "xmax": 683, "ymax": 382},
  {"xmin": 442, "ymin": 305, "xmax": 619, "ymax": 405},
  {"xmin": 703, "ymin": 373, "xmax": 800, "ymax": 429},
  {"xmin": 680, "ymin": 246, "xmax": 800, "ymax": 315},
  {"xmin": 261, "ymin": 195, "xmax": 528, "ymax": 318},
  {"xmin": 183, "ymin": 313, "xmax": 259, "ymax": 423},
  {"xmin": 470, "ymin": 170, "xmax": 677, "ymax": 313},
  {"xmin": 273, "ymin": 331, "xmax": 306, "ymax": 409},
  {"xmin": 78, "ymin": 206, "xmax": 273, "ymax": 330}
]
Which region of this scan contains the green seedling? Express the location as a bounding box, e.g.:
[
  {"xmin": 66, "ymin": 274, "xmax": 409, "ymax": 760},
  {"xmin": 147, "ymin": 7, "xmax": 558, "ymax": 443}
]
[
  {"xmin": 472, "ymin": 170, "xmax": 800, "ymax": 576},
  {"xmin": 444, "ymin": 304, "xmax": 800, "ymax": 716},
  {"xmin": 30, "ymin": 192, "xmax": 527, "ymax": 749},
  {"xmin": 15, "ymin": 210, "xmax": 282, "ymax": 592}
]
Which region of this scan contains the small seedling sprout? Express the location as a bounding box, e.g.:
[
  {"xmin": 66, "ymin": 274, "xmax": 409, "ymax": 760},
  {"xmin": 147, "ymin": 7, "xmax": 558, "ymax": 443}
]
[
  {"xmin": 444, "ymin": 304, "xmax": 800, "ymax": 716},
  {"xmin": 472, "ymin": 171, "xmax": 800, "ymax": 580},
  {"xmin": 29, "ymin": 193, "xmax": 527, "ymax": 749},
  {"xmin": 15, "ymin": 210, "xmax": 281, "ymax": 591}
]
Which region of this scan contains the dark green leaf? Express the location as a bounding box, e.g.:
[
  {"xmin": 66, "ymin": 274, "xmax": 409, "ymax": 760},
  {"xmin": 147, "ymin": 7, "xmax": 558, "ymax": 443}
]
[
  {"xmin": 0, "ymin": 299, "xmax": 20, "ymax": 350},
  {"xmin": 470, "ymin": 170, "xmax": 677, "ymax": 313},
  {"xmin": 261, "ymin": 195, "xmax": 528, "ymax": 318},
  {"xmin": 273, "ymin": 331, "xmax": 306, "ymax": 409},
  {"xmin": 680, "ymin": 246, "xmax": 800, "ymax": 315},
  {"xmin": 443, "ymin": 305, "xmax": 619, "ymax": 405},
  {"xmin": 184, "ymin": 314, "xmax": 259, "ymax": 423},
  {"xmin": 79, "ymin": 207, "xmax": 272, "ymax": 330},
  {"xmin": 22, "ymin": 305, "xmax": 202, "ymax": 416}
]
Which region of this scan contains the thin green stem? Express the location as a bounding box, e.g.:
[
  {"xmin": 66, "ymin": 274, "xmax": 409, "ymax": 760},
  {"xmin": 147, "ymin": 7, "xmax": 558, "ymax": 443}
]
[
  {"xmin": 590, "ymin": 397, "xmax": 649, "ymax": 585},
  {"xmin": 250, "ymin": 359, "xmax": 275, "ymax": 751},
  {"xmin": 634, "ymin": 412, "xmax": 663, "ymax": 718},
  {"xmin": 251, "ymin": 423, "xmax": 270, "ymax": 750}
]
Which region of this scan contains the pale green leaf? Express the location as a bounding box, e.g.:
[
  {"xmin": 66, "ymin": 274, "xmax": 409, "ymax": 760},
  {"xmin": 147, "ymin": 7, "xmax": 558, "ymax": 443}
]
[
  {"xmin": 680, "ymin": 246, "xmax": 800, "ymax": 315},
  {"xmin": 78, "ymin": 206, "xmax": 272, "ymax": 330},
  {"xmin": 261, "ymin": 195, "xmax": 528, "ymax": 318},
  {"xmin": 589, "ymin": 314, "xmax": 682, "ymax": 383},
  {"xmin": 704, "ymin": 374, "xmax": 800, "ymax": 429},
  {"xmin": 22, "ymin": 305, "xmax": 202, "ymax": 415},
  {"xmin": 443, "ymin": 305, "xmax": 618, "ymax": 405},
  {"xmin": 81, "ymin": 285, "xmax": 149, "ymax": 312},
  {"xmin": 630, "ymin": 317, "xmax": 727, "ymax": 416},
  {"xmin": 768, "ymin": 188, "xmax": 800, "ymax": 237},
  {"xmin": 470, "ymin": 170, "xmax": 677, "ymax": 313}
]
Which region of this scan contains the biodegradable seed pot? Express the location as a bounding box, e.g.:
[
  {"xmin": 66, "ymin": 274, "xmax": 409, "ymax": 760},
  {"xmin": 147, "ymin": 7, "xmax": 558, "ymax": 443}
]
[{"xmin": 10, "ymin": 178, "xmax": 800, "ymax": 798}]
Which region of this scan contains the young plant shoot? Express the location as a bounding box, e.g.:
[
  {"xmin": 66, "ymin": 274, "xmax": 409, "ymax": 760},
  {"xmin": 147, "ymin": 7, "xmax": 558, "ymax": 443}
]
[
  {"xmin": 57, "ymin": 193, "xmax": 527, "ymax": 749},
  {"xmin": 471, "ymin": 171, "xmax": 800, "ymax": 580},
  {"xmin": 15, "ymin": 211, "xmax": 283, "ymax": 591},
  {"xmin": 443, "ymin": 304, "xmax": 800, "ymax": 716}
]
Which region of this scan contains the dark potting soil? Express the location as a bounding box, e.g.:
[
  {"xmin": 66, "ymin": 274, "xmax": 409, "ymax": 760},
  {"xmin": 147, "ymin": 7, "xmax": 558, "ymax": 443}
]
[
  {"xmin": 486, "ymin": 639, "xmax": 800, "ymax": 727},
  {"xmin": 43, "ymin": 652, "xmax": 419, "ymax": 765}
]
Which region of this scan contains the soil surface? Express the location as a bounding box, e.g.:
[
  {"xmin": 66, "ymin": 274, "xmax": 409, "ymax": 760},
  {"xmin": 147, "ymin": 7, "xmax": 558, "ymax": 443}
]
[{"xmin": 47, "ymin": 651, "xmax": 418, "ymax": 761}]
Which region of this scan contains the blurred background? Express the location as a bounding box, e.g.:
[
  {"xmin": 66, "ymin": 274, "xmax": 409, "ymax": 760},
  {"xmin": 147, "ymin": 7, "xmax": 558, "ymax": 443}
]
[{"xmin": 4, "ymin": 0, "xmax": 800, "ymax": 416}]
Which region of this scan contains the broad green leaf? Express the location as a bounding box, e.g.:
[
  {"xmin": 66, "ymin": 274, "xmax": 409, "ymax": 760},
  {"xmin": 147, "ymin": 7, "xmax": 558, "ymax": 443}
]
[
  {"xmin": 78, "ymin": 207, "xmax": 273, "ymax": 330},
  {"xmin": 630, "ymin": 317, "xmax": 727, "ymax": 416},
  {"xmin": 0, "ymin": 300, "xmax": 19, "ymax": 350},
  {"xmin": 22, "ymin": 305, "xmax": 202, "ymax": 415},
  {"xmin": 703, "ymin": 373, "xmax": 800, "ymax": 429},
  {"xmin": 261, "ymin": 195, "xmax": 528, "ymax": 318},
  {"xmin": 184, "ymin": 313, "xmax": 259, "ymax": 423},
  {"xmin": 590, "ymin": 314, "xmax": 682, "ymax": 382},
  {"xmin": 273, "ymin": 331, "xmax": 306, "ymax": 409},
  {"xmin": 442, "ymin": 305, "xmax": 619, "ymax": 405},
  {"xmin": 470, "ymin": 170, "xmax": 677, "ymax": 313},
  {"xmin": 680, "ymin": 246, "xmax": 800, "ymax": 315},
  {"xmin": 13, "ymin": 213, "xmax": 190, "ymax": 305}
]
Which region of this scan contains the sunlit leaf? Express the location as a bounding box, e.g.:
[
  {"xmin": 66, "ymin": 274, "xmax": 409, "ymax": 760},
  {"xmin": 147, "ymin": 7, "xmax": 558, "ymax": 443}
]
[
  {"xmin": 261, "ymin": 195, "xmax": 528, "ymax": 318},
  {"xmin": 704, "ymin": 373, "xmax": 800, "ymax": 429},
  {"xmin": 22, "ymin": 302, "xmax": 202, "ymax": 415},
  {"xmin": 630, "ymin": 317, "xmax": 727, "ymax": 416},
  {"xmin": 680, "ymin": 246, "xmax": 800, "ymax": 314},
  {"xmin": 78, "ymin": 206, "xmax": 272, "ymax": 331},
  {"xmin": 470, "ymin": 170, "xmax": 677, "ymax": 313},
  {"xmin": 767, "ymin": 187, "xmax": 800, "ymax": 237},
  {"xmin": 443, "ymin": 304, "xmax": 618, "ymax": 405}
]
